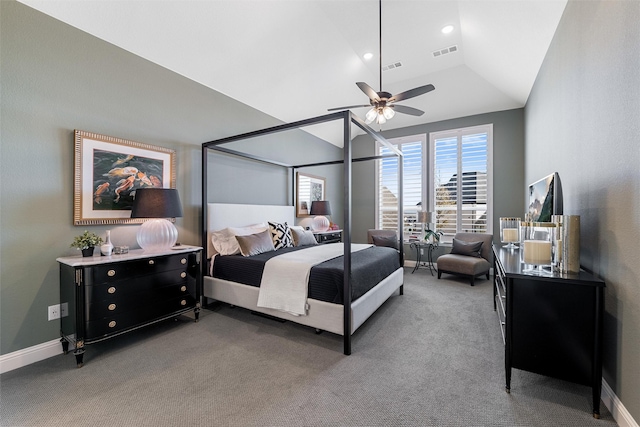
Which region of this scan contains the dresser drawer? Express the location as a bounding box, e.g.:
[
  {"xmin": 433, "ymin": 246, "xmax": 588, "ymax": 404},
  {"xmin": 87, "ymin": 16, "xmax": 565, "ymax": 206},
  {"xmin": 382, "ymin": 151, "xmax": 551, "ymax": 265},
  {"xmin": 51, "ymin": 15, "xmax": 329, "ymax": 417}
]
[
  {"xmin": 86, "ymin": 283, "xmax": 193, "ymax": 320},
  {"xmin": 85, "ymin": 295, "xmax": 197, "ymax": 339},
  {"xmin": 85, "ymin": 268, "xmax": 189, "ymax": 301},
  {"xmin": 90, "ymin": 254, "xmax": 190, "ymax": 284}
]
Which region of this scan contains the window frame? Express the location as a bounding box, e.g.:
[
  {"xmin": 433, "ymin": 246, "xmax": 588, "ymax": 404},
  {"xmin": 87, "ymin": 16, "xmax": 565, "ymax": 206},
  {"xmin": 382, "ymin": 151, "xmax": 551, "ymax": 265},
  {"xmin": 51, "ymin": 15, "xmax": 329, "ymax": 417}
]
[
  {"xmin": 375, "ymin": 134, "xmax": 427, "ymax": 235},
  {"xmin": 428, "ymin": 124, "xmax": 493, "ymax": 243}
]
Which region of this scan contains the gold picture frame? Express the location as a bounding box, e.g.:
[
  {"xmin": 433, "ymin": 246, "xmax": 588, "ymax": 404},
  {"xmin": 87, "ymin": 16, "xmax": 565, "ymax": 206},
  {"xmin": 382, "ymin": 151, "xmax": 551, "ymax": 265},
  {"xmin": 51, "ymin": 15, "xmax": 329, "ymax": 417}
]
[
  {"xmin": 296, "ymin": 172, "xmax": 325, "ymax": 217},
  {"xmin": 73, "ymin": 130, "xmax": 176, "ymax": 225}
]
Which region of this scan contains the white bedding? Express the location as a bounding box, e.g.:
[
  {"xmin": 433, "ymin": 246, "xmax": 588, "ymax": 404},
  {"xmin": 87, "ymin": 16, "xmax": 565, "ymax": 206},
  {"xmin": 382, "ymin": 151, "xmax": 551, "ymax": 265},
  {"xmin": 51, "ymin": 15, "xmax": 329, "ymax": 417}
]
[{"xmin": 257, "ymin": 244, "xmax": 372, "ymax": 316}]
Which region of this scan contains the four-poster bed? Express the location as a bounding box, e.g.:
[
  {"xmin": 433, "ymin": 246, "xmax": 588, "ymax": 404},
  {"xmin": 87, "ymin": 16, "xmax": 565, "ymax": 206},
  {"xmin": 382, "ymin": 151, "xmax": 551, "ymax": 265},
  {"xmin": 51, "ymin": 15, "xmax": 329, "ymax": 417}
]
[{"xmin": 201, "ymin": 111, "xmax": 405, "ymax": 355}]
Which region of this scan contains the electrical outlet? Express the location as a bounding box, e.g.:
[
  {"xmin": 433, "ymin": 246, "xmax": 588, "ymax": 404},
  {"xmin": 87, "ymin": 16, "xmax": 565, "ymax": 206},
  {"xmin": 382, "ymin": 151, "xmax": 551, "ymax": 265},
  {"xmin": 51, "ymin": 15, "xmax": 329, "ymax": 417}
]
[
  {"xmin": 60, "ymin": 302, "xmax": 69, "ymax": 318},
  {"xmin": 420, "ymin": 248, "xmax": 424, "ymax": 255},
  {"xmin": 48, "ymin": 304, "xmax": 60, "ymax": 321}
]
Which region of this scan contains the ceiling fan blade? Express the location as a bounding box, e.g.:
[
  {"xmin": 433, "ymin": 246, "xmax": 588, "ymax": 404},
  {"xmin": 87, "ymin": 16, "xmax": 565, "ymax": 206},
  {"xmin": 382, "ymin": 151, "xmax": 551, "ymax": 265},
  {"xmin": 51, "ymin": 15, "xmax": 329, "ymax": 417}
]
[
  {"xmin": 389, "ymin": 84, "xmax": 435, "ymax": 103},
  {"xmin": 327, "ymin": 104, "xmax": 371, "ymax": 112},
  {"xmin": 391, "ymin": 104, "xmax": 425, "ymax": 116},
  {"xmin": 356, "ymin": 82, "xmax": 380, "ymax": 101}
]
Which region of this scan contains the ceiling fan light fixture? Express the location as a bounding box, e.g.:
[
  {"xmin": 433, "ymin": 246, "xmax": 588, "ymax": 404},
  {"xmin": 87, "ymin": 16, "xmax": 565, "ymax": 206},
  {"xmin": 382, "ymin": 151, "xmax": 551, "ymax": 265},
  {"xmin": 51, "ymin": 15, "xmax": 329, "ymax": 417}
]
[
  {"xmin": 365, "ymin": 108, "xmax": 378, "ymax": 123},
  {"xmin": 376, "ymin": 111, "xmax": 387, "ymax": 124},
  {"xmin": 382, "ymin": 106, "xmax": 395, "ymax": 120}
]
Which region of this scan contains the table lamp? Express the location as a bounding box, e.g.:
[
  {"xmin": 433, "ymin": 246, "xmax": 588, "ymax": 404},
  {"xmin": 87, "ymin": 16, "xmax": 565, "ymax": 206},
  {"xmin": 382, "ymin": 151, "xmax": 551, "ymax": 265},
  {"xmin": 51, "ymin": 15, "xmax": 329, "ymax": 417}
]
[
  {"xmin": 131, "ymin": 188, "xmax": 183, "ymax": 251},
  {"xmin": 310, "ymin": 201, "xmax": 331, "ymax": 232},
  {"xmin": 417, "ymin": 211, "xmax": 435, "ymax": 239}
]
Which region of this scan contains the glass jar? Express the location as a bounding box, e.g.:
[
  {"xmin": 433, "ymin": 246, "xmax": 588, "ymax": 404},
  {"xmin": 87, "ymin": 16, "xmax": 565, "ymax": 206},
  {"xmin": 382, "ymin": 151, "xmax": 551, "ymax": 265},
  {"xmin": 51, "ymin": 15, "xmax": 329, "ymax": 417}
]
[
  {"xmin": 521, "ymin": 221, "xmax": 555, "ymax": 274},
  {"xmin": 500, "ymin": 217, "xmax": 520, "ymax": 248}
]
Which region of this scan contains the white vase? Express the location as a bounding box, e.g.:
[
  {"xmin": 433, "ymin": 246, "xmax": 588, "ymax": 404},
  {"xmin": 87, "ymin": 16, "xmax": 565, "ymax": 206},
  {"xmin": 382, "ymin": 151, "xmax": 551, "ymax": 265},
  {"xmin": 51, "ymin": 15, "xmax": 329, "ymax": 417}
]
[{"xmin": 101, "ymin": 230, "xmax": 114, "ymax": 256}]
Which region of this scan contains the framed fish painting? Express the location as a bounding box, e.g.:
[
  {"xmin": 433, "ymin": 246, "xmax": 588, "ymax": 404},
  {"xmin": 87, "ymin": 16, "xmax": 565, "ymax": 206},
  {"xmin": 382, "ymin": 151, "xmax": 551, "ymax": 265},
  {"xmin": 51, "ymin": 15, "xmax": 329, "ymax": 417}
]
[{"xmin": 73, "ymin": 130, "xmax": 176, "ymax": 225}]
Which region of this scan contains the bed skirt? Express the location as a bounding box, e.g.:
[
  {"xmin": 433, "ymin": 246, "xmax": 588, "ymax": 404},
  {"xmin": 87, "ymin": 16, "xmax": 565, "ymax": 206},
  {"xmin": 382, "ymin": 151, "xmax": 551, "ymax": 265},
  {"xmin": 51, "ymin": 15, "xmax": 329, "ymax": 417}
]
[{"xmin": 203, "ymin": 267, "xmax": 404, "ymax": 335}]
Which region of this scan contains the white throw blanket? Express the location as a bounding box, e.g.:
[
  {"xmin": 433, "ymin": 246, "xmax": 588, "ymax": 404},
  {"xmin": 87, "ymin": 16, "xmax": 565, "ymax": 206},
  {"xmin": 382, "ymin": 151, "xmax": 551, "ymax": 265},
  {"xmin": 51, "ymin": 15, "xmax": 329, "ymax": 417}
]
[{"xmin": 256, "ymin": 244, "xmax": 372, "ymax": 316}]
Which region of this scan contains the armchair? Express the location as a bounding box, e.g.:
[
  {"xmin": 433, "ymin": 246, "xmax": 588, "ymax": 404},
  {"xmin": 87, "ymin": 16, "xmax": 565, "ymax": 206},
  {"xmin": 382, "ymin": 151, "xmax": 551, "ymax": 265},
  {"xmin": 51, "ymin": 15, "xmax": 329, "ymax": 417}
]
[{"xmin": 437, "ymin": 232, "xmax": 493, "ymax": 286}]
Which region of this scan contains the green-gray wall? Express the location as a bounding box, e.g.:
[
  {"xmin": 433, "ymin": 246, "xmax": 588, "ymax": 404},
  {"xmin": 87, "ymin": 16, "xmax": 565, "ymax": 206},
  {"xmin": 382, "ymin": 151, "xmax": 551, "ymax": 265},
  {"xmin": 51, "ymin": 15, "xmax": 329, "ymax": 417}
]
[
  {"xmin": 524, "ymin": 0, "xmax": 640, "ymax": 421},
  {"xmin": 0, "ymin": 1, "xmax": 340, "ymax": 355},
  {"xmin": 351, "ymin": 108, "xmax": 525, "ymax": 258}
]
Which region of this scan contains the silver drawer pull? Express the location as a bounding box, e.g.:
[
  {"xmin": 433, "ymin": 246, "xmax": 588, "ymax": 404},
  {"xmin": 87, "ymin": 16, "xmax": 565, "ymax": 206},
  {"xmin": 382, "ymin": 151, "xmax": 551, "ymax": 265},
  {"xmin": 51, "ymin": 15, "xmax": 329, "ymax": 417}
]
[
  {"xmin": 180, "ymin": 299, "xmax": 187, "ymax": 306},
  {"xmin": 181, "ymin": 258, "xmax": 187, "ymax": 265},
  {"xmin": 180, "ymin": 272, "xmax": 187, "ymax": 279},
  {"xmin": 108, "ymin": 286, "xmax": 116, "ymax": 294},
  {"xmin": 108, "ymin": 321, "xmax": 116, "ymax": 328},
  {"xmin": 149, "ymin": 259, "xmax": 155, "ymax": 265},
  {"xmin": 107, "ymin": 269, "xmax": 116, "ymax": 277},
  {"xmin": 180, "ymin": 286, "xmax": 187, "ymax": 292},
  {"xmin": 501, "ymin": 322, "xmax": 506, "ymax": 326},
  {"xmin": 108, "ymin": 303, "xmax": 116, "ymax": 311}
]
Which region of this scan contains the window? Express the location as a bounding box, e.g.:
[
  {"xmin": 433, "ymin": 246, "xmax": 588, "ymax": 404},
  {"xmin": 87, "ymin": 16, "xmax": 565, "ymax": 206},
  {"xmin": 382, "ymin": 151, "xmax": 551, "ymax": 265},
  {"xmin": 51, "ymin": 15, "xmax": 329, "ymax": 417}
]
[
  {"xmin": 429, "ymin": 124, "xmax": 492, "ymax": 243},
  {"xmin": 376, "ymin": 134, "xmax": 426, "ymax": 236}
]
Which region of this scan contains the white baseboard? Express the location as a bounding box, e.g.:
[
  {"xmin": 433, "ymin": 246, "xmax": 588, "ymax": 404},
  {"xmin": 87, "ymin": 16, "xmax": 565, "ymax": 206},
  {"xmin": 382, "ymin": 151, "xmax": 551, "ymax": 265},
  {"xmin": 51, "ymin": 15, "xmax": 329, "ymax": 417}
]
[
  {"xmin": 0, "ymin": 338, "xmax": 63, "ymax": 374},
  {"xmin": 602, "ymin": 379, "xmax": 638, "ymax": 427}
]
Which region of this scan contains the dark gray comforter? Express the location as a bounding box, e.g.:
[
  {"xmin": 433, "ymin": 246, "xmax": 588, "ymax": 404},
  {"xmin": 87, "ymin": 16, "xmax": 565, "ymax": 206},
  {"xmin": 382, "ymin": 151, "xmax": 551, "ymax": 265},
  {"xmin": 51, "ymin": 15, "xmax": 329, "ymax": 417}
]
[{"xmin": 211, "ymin": 245, "xmax": 401, "ymax": 304}]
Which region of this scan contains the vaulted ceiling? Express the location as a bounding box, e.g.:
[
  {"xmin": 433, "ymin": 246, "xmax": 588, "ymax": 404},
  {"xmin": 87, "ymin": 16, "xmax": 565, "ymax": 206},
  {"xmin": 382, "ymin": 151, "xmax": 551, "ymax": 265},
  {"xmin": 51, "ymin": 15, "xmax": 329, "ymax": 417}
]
[{"xmin": 19, "ymin": 0, "xmax": 567, "ymax": 144}]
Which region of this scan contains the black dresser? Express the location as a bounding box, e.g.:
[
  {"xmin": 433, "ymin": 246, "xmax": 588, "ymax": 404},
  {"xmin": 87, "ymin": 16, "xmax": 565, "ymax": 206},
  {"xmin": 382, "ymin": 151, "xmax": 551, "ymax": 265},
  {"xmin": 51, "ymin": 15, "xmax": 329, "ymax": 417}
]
[
  {"xmin": 493, "ymin": 246, "xmax": 605, "ymax": 418},
  {"xmin": 57, "ymin": 246, "xmax": 202, "ymax": 367}
]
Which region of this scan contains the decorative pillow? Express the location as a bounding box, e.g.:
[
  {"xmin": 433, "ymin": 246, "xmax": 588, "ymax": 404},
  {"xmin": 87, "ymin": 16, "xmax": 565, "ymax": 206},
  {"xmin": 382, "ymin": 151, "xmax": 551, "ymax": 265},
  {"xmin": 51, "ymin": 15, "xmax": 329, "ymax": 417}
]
[
  {"xmin": 291, "ymin": 228, "xmax": 318, "ymax": 247},
  {"xmin": 268, "ymin": 221, "xmax": 294, "ymax": 250},
  {"xmin": 235, "ymin": 230, "xmax": 275, "ymax": 257},
  {"xmin": 211, "ymin": 228, "xmax": 241, "ymax": 256},
  {"xmin": 372, "ymin": 235, "xmax": 398, "ymax": 249},
  {"xmin": 450, "ymin": 239, "xmax": 483, "ymax": 257},
  {"xmin": 211, "ymin": 222, "xmax": 268, "ymax": 256}
]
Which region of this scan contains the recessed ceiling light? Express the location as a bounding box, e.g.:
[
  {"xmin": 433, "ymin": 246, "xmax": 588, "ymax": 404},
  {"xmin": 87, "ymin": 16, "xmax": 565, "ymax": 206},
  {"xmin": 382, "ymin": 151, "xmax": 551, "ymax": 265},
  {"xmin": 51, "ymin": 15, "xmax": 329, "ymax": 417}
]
[
  {"xmin": 363, "ymin": 52, "xmax": 374, "ymax": 60},
  {"xmin": 441, "ymin": 25, "xmax": 454, "ymax": 34}
]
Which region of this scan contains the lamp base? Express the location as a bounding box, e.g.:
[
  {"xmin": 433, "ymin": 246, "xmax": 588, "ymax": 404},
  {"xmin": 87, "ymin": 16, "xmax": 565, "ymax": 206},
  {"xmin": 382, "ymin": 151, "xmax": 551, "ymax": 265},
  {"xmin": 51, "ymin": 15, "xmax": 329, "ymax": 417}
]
[
  {"xmin": 311, "ymin": 216, "xmax": 330, "ymax": 232},
  {"xmin": 136, "ymin": 219, "xmax": 178, "ymax": 251}
]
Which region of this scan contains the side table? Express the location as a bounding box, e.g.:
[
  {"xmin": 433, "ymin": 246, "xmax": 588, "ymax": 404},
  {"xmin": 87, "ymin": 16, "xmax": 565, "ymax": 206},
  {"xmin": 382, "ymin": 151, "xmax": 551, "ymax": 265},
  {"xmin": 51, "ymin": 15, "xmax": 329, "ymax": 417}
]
[{"xmin": 409, "ymin": 241, "xmax": 437, "ymax": 275}]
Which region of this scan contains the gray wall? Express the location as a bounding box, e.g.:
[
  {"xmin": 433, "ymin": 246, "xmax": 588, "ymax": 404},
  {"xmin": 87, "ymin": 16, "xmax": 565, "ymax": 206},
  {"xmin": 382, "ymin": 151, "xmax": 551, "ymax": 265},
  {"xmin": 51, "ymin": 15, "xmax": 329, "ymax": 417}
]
[
  {"xmin": 524, "ymin": 0, "xmax": 640, "ymax": 420},
  {"xmin": 351, "ymin": 108, "xmax": 525, "ymax": 258},
  {"xmin": 0, "ymin": 1, "xmax": 340, "ymax": 354}
]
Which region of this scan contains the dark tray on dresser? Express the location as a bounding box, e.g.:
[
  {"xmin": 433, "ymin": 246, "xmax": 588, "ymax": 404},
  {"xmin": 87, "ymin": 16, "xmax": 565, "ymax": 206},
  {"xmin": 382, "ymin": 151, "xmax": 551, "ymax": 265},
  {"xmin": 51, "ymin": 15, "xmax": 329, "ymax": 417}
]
[{"xmin": 57, "ymin": 246, "xmax": 202, "ymax": 367}]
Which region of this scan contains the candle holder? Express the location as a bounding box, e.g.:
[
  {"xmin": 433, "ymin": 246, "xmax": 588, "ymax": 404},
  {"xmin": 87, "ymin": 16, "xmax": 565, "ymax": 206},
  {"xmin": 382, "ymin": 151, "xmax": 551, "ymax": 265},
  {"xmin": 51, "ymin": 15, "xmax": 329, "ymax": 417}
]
[
  {"xmin": 500, "ymin": 217, "xmax": 520, "ymax": 249},
  {"xmin": 552, "ymin": 215, "xmax": 580, "ymax": 273},
  {"xmin": 521, "ymin": 221, "xmax": 555, "ymax": 274}
]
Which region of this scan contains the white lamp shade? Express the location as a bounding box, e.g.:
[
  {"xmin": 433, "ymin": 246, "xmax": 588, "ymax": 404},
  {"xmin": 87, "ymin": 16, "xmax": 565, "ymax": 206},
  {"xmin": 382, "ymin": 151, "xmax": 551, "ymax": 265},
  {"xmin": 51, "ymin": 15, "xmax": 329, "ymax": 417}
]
[
  {"xmin": 136, "ymin": 218, "xmax": 178, "ymax": 251},
  {"xmin": 383, "ymin": 106, "xmax": 395, "ymax": 120}
]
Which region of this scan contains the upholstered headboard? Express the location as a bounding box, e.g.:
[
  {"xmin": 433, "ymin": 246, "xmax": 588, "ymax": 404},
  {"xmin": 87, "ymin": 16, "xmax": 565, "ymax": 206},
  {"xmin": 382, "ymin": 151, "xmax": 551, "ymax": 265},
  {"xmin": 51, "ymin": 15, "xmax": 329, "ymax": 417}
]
[{"xmin": 206, "ymin": 203, "xmax": 295, "ymax": 258}]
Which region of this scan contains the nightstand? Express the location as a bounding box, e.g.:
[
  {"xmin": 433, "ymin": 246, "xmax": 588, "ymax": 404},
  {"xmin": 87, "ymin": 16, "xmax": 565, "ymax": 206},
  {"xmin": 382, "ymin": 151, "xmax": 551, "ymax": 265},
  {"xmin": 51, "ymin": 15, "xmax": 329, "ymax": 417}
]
[{"xmin": 313, "ymin": 229, "xmax": 342, "ymax": 244}]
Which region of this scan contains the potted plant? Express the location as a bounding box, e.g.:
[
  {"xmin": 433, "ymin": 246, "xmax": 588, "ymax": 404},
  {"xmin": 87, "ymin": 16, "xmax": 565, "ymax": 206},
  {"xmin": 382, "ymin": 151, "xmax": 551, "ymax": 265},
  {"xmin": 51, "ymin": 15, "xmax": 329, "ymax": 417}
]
[
  {"xmin": 424, "ymin": 228, "xmax": 444, "ymax": 245},
  {"xmin": 70, "ymin": 230, "xmax": 103, "ymax": 257}
]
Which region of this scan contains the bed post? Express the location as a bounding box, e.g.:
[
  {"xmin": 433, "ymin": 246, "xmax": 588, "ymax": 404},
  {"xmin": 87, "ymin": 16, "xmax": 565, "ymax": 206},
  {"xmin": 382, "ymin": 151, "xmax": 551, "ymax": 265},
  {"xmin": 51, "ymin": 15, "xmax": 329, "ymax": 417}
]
[
  {"xmin": 201, "ymin": 145, "xmax": 209, "ymax": 302},
  {"xmin": 398, "ymin": 147, "xmax": 404, "ymax": 296},
  {"xmin": 343, "ymin": 112, "xmax": 353, "ymax": 356}
]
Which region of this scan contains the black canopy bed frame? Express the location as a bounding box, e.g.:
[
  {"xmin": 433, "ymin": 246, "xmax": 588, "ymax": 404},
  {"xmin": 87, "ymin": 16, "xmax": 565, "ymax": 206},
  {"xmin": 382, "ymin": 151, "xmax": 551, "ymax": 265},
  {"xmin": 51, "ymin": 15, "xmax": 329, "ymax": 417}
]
[{"xmin": 201, "ymin": 110, "xmax": 404, "ymax": 355}]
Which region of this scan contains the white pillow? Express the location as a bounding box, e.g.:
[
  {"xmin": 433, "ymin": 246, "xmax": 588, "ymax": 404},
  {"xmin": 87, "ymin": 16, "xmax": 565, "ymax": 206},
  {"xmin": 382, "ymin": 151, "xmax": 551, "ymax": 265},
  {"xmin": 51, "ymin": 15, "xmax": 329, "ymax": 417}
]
[{"xmin": 211, "ymin": 222, "xmax": 268, "ymax": 256}]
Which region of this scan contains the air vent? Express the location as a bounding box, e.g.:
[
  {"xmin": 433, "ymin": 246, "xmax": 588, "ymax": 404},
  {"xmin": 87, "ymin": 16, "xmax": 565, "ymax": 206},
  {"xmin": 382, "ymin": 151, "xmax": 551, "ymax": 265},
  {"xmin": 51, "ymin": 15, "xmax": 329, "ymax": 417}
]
[
  {"xmin": 382, "ymin": 61, "xmax": 403, "ymax": 72},
  {"xmin": 432, "ymin": 45, "xmax": 458, "ymax": 58}
]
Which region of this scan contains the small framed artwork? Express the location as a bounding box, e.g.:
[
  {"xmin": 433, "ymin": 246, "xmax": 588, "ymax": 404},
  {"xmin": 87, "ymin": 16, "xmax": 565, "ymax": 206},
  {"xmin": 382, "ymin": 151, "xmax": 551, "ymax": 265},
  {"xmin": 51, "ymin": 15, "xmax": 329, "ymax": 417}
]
[
  {"xmin": 73, "ymin": 130, "xmax": 176, "ymax": 225},
  {"xmin": 296, "ymin": 172, "xmax": 325, "ymax": 217}
]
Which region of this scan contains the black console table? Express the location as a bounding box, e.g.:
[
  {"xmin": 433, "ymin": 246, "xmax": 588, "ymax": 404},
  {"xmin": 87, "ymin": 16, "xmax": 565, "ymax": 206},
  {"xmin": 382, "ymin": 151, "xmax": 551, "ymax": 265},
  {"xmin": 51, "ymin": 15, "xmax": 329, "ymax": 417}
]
[
  {"xmin": 408, "ymin": 240, "xmax": 437, "ymax": 275},
  {"xmin": 493, "ymin": 246, "xmax": 605, "ymax": 418}
]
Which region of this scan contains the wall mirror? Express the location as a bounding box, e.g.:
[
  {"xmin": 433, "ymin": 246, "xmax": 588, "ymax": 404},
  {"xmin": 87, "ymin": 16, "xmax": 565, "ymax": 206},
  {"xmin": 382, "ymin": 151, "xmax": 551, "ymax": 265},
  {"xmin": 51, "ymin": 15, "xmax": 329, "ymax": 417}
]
[{"xmin": 296, "ymin": 172, "xmax": 325, "ymax": 217}]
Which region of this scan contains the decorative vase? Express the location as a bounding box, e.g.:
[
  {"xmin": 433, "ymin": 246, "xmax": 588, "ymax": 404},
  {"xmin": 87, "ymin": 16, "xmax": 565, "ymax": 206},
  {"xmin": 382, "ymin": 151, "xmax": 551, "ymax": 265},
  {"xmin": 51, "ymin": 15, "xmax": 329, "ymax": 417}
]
[
  {"xmin": 101, "ymin": 230, "xmax": 114, "ymax": 256},
  {"xmin": 81, "ymin": 247, "xmax": 94, "ymax": 257}
]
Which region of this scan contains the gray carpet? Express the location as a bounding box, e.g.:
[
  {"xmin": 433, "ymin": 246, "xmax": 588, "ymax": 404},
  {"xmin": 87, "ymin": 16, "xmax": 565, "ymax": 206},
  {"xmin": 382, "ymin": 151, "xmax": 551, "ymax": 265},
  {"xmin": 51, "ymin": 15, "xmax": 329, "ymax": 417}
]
[{"xmin": 1, "ymin": 269, "xmax": 617, "ymax": 426}]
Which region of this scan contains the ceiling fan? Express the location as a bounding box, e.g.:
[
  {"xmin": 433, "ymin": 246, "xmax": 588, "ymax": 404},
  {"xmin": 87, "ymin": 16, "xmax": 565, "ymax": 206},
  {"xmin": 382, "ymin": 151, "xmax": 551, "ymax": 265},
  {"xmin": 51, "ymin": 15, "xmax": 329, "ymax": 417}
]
[{"xmin": 328, "ymin": 0, "xmax": 435, "ymax": 125}]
